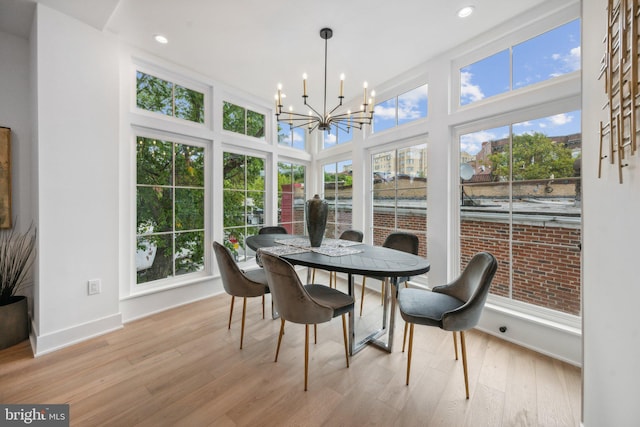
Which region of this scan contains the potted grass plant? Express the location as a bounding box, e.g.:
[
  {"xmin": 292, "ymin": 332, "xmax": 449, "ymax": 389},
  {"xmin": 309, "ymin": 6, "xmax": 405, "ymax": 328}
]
[{"xmin": 0, "ymin": 223, "xmax": 36, "ymax": 350}]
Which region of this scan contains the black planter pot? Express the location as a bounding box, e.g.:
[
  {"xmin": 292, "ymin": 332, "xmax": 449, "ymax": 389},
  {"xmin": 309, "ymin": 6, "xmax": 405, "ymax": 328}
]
[
  {"xmin": 0, "ymin": 295, "xmax": 29, "ymax": 350},
  {"xmin": 306, "ymin": 194, "xmax": 328, "ymax": 247}
]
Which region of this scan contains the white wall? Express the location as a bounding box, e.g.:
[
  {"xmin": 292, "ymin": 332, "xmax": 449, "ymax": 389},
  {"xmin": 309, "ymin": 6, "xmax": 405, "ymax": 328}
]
[
  {"xmin": 582, "ymin": 1, "xmax": 640, "ymax": 425},
  {"xmin": 32, "ymin": 4, "xmax": 121, "ymax": 354}
]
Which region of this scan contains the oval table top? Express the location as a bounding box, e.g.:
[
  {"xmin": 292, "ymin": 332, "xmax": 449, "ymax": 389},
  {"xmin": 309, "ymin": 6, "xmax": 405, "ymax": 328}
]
[{"xmin": 246, "ymin": 234, "xmax": 430, "ymax": 278}]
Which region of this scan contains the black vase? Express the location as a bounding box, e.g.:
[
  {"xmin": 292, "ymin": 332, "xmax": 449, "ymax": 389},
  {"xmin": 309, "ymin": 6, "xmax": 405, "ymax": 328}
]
[{"xmin": 306, "ymin": 194, "xmax": 328, "ymax": 247}]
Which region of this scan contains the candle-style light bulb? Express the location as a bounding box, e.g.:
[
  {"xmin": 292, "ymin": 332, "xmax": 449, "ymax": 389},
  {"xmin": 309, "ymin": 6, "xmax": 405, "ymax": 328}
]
[
  {"xmin": 340, "ymin": 73, "xmax": 345, "ymax": 97},
  {"xmin": 302, "ymin": 73, "xmax": 308, "ymax": 97},
  {"xmin": 277, "ymin": 83, "xmax": 283, "ymax": 106},
  {"xmin": 363, "ymin": 82, "xmax": 368, "ymax": 106}
]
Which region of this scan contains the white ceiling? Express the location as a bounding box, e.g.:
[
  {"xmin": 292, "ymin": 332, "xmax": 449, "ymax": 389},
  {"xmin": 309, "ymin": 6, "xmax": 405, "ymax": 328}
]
[{"xmin": 1, "ymin": 0, "xmax": 549, "ymax": 108}]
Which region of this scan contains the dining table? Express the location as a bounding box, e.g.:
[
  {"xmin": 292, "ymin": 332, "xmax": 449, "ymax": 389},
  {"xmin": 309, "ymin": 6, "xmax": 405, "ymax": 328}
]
[{"xmin": 245, "ymin": 234, "xmax": 430, "ymax": 355}]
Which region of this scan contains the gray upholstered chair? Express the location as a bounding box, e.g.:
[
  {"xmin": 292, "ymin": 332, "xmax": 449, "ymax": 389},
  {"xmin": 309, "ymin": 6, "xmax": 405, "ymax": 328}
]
[
  {"xmin": 260, "ymin": 252, "xmax": 354, "ymax": 391},
  {"xmin": 312, "ymin": 229, "xmax": 364, "ymax": 288},
  {"xmin": 213, "ymin": 241, "xmax": 270, "ymax": 349},
  {"xmin": 258, "ymin": 226, "xmax": 288, "ymax": 234},
  {"xmin": 397, "ymin": 251, "xmax": 497, "ymax": 398},
  {"xmin": 360, "ymin": 232, "xmax": 419, "ymax": 316}
]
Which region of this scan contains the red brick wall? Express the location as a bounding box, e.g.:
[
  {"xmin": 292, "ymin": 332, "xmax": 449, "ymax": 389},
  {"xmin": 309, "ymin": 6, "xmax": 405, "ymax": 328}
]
[{"xmin": 461, "ymin": 219, "xmax": 581, "ymax": 315}]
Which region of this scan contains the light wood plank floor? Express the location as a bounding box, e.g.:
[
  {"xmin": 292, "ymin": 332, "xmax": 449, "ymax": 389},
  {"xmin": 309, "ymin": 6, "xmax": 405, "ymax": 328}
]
[{"xmin": 0, "ymin": 281, "xmax": 582, "ymax": 427}]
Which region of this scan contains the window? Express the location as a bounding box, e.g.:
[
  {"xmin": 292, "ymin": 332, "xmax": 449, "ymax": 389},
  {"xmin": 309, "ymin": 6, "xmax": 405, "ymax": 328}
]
[
  {"xmin": 460, "ymin": 19, "xmax": 580, "ymax": 106},
  {"xmin": 222, "ymin": 153, "xmax": 265, "ymax": 262},
  {"xmin": 322, "ymin": 160, "xmax": 353, "ymax": 237},
  {"xmin": 323, "ymin": 126, "xmax": 353, "ymax": 149},
  {"xmin": 278, "ymin": 122, "xmax": 306, "ymax": 150},
  {"xmin": 136, "ymin": 71, "xmax": 205, "ymax": 123},
  {"xmin": 136, "ymin": 136, "xmax": 205, "ymax": 284},
  {"xmin": 371, "ymin": 143, "xmax": 427, "ymax": 257},
  {"xmin": 223, "ymin": 101, "xmax": 265, "ymax": 139},
  {"xmin": 373, "ymin": 84, "xmax": 428, "ymax": 133},
  {"xmin": 278, "ymin": 162, "xmax": 306, "ymax": 234},
  {"xmin": 459, "ymin": 110, "xmax": 582, "ymax": 315}
]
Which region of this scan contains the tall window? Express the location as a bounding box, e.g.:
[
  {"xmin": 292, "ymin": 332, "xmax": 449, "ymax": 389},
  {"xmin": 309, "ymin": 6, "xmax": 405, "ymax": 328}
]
[
  {"xmin": 322, "ymin": 160, "xmax": 353, "ymax": 238},
  {"xmin": 222, "ymin": 153, "xmax": 265, "ymax": 262},
  {"xmin": 460, "ymin": 19, "xmax": 580, "ymax": 106},
  {"xmin": 223, "ymin": 101, "xmax": 265, "ymax": 139},
  {"xmin": 373, "ymin": 84, "xmax": 428, "ymax": 133},
  {"xmin": 136, "ymin": 137, "xmax": 205, "ymax": 284},
  {"xmin": 371, "ymin": 143, "xmax": 427, "ymax": 257},
  {"xmin": 136, "ymin": 71, "xmax": 205, "ymax": 124},
  {"xmin": 459, "ymin": 110, "xmax": 582, "ymax": 315},
  {"xmin": 278, "ymin": 162, "xmax": 306, "ymax": 234}
]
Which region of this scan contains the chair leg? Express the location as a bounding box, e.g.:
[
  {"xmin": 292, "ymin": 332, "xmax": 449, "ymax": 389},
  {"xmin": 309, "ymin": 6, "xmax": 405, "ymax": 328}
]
[
  {"xmin": 341, "ymin": 314, "xmax": 349, "ymax": 368},
  {"xmin": 262, "ymin": 294, "xmax": 265, "ymax": 319},
  {"xmin": 460, "ymin": 331, "xmax": 470, "ymax": 399},
  {"xmin": 402, "ymin": 322, "xmax": 408, "ymax": 352},
  {"xmin": 240, "ymin": 297, "xmax": 247, "ymax": 349},
  {"xmin": 228, "ymin": 296, "xmax": 235, "ymax": 329},
  {"xmin": 305, "ymin": 324, "xmax": 310, "ymax": 391},
  {"xmin": 453, "ymin": 331, "xmax": 459, "ymax": 360},
  {"xmin": 275, "ymin": 318, "xmax": 285, "ymax": 362},
  {"xmin": 360, "ymin": 277, "xmax": 367, "ymax": 316},
  {"xmin": 314, "ymin": 324, "xmax": 317, "ymax": 344},
  {"xmin": 406, "ymin": 323, "xmax": 414, "ymax": 385}
]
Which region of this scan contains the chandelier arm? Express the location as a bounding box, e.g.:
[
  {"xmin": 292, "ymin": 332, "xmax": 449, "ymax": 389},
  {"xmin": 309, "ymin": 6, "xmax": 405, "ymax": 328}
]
[
  {"xmin": 279, "ymin": 111, "xmax": 320, "ymax": 120},
  {"xmin": 303, "ymin": 103, "xmax": 325, "ymax": 120}
]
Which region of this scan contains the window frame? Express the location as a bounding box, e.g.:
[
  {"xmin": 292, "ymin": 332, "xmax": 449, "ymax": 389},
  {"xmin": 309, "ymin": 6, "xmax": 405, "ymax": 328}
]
[{"xmin": 450, "ymin": 4, "xmax": 581, "ymax": 114}]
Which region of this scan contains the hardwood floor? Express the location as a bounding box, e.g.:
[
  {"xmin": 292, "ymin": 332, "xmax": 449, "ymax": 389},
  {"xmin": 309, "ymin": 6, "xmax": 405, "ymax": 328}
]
[{"xmin": 0, "ymin": 280, "xmax": 582, "ymax": 426}]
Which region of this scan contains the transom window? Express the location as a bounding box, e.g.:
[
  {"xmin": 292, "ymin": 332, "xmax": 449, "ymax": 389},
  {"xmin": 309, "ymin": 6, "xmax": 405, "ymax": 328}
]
[
  {"xmin": 223, "ymin": 101, "xmax": 265, "ymax": 140},
  {"xmin": 278, "ymin": 123, "xmax": 306, "ymax": 150},
  {"xmin": 373, "ymin": 84, "xmax": 428, "ymax": 133},
  {"xmin": 135, "ymin": 136, "xmax": 206, "ymax": 285},
  {"xmin": 136, "ymin": 71, "xmax": 205, "ymax": 124},
  {"xmin": 460, "ymin": 19, "xmax": 580, "ymax": 106}
]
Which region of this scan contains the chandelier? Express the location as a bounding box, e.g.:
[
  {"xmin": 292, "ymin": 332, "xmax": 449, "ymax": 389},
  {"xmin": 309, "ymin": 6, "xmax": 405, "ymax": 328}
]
[{"xmin": 275, "ymin": 28, "xmax": 375, "ymax": 135}]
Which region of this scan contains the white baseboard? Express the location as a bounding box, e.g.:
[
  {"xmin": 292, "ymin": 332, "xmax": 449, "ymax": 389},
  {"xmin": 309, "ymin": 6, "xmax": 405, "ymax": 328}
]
[
  {"xmin": 477, "ymin": 303, "xmax": 582, "ymax": 367},
  {"xmin": 32, "ymin": 313, "xmax": 123, "ymax": 356}
]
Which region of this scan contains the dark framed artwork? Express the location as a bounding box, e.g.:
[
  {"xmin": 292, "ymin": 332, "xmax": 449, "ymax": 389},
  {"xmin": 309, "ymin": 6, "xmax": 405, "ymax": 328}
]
[{"xmin": 0, "ymin": 127, "xmax": 11, "ymax": 228}]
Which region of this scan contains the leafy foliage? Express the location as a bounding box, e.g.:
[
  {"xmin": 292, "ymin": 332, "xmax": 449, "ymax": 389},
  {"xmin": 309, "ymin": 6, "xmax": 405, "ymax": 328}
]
[
  {"xmin": 489, "ymin": 132, "xmax": 576, "ymax": 180},
  {"xmin": 0, "ymin": 224, "xmax": 36, "ymax": 306}
]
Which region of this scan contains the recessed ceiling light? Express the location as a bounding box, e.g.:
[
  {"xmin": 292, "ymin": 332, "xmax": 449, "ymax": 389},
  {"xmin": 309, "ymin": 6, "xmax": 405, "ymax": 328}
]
[
  {"xmin": 154, "ymin": 34, "xmax": 168, "ymax": 44},
  {"xmin": 457, "ymin": 6, "xmax": 475, "ymax": 18}
]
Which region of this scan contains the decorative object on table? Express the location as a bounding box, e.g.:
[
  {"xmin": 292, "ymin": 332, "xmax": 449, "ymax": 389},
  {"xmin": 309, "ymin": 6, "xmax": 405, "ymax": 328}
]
[
  {"xmin": 0, "ymin": 127, "xmax": 12, "ymax": 228},
  {"xmin": 274, "ymin": 27, "xmax": 374, "ymax": 135},
  {"xmin": 0, "ymin": 223, "xmax": 37, "ymax": 350},
  {"xmin": 598, "ymin": 0, "xmax": 638, "ymax": 183},
  {"xmin": 305, "ymin": 194, "xmax": 328, "ymax": 247}
]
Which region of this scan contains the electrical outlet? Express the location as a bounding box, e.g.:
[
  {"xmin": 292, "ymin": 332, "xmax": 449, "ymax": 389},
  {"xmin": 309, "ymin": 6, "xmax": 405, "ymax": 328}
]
[{"xmin": 88, "ymin": 279, "xmax": 101, "ymax": 295}]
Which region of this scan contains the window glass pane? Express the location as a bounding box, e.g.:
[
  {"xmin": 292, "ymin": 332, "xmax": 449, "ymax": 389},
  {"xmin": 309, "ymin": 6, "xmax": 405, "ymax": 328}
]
[
  {"xmin": 174, "ymin": 85, "xmax": 205, "ymax": 123},
  {"xmin": 278, "ymin": 123, "xmax": 306, "ymax": 150},
  {"xmin": 136, "ymin": 234, "xmax": 172, "ymax": 284},
  {"xmin": 137, "ymin": 187, "xmax": 173, "ymax": 233},
  {"xmin": 223, "ymin": 152, "xmax": 246, "ymax": 189},
  {"xmin": 323, "ymin": 130, "xmax": 337, "ymax": 149},
  {"xmin": 322, "ymin": 160, "xmax": 352, "ymax": 239},
  {"xmin": 373, "ymin": 98, "xmax": 396, "ymax": 133},
  {"xmin": 247, "ymin": 110, "xmax": 265, "ymax": 139},
  {"xmin": 223, "ymin": 102, "xmax": 246, "ymax": 134},
  {"xmin": 136, "ymin": 137, "xmax": 173, "ymax": 186},
  {"xmin": 398, "ymin": 85, "xmax": 428, "ymax": 126},
  {"xmin": 175, "ymin": 144, "xmax": 204, "ymax": 187},
  {"xmin": 175, "ymin": 231, "xmax": 204, "ymax": 275},
  {"xmin": 513, "ymin": 19, "xmax": 581, "ymax": 90},
  {"xmin": 136, "ymin": 72, "xmax": 173, "ymax": 117},
  {"xmin": 460, "ymin": 50, "xmax": 510, "ymax": 106},
  {"xmin": 175, "ymin": 188, "xmax": 204, "ymax": 230}
]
